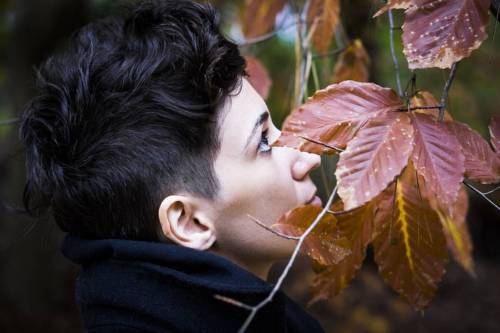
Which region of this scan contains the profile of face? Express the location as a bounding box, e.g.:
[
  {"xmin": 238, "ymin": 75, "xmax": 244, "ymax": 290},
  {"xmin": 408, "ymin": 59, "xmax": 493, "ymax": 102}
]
[{"xmin": 158, "ymin": 78, "xmax": 321, "ymax": 278}]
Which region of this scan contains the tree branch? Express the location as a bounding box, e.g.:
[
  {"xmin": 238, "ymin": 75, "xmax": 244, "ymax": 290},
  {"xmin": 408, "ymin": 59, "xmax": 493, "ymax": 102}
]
[
  {"xmin": 311, "ymin": 47, "xmax": 345, "ymax": 59},
  {"xmin": 464, "ymin": 181, "xmax": 500, "ymax": 211},
  {"xmin": 388, "ymin": 9, "xmax": 403, "ymax": 97},
  {"xmin": 397, "ymin": 105, "xmax": 443, "ymax": 112},
  {"xmin": 246, "ymin": 214, "xmax": 300, "ymax": 240},
  {"xmin": 238, "ymin": 19, "xmax": 303, "ymax": 46},
  {"xmin": 215, "ymin": 184, "xmax": 339, "ymax": 333},
  {"xmin": 482, "ymin": 185, "xmax": 500, "ymax": 196},
  {"xmin": 439, "ymin": 62, "xmax": 459, "ymax": 121},
  {"xmin": 0, "ymin": 118, "xmax": 20, "ymax": 126},
  {"xmin": 299, "ymin": 136, "xmax": 345, "ymax": 152}
]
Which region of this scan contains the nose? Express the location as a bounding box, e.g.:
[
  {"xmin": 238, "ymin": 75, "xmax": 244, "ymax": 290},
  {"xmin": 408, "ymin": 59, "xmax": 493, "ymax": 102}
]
[{"xmin": 291, "ymin": 151, "xmax": 321, "ymax": 181}]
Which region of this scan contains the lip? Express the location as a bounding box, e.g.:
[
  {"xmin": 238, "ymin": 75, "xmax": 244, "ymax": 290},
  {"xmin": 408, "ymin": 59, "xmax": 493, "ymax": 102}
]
[
  {"xmin": 306, "ymin": 195, "xmax": 323, "ymax": 207},
  {"xmin": 305, "ymin": 190, "xmax": 322, "ymax": 207}
]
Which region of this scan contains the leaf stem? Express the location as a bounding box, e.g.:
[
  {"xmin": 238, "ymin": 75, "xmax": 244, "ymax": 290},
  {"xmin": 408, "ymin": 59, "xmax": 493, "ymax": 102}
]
[
  {"xmin": 388, "ymin": 9, "xmax": 403, "ymax": 97},
  {"xmin": 439, "ymin": 62, "xmax": 458, "ymax": 121}
]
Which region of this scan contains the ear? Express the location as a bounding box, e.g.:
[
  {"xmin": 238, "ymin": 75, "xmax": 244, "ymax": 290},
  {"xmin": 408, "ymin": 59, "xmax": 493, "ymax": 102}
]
[{"xmin": 158, "ymin": 195, "xmax": 216, "ymax": 250}]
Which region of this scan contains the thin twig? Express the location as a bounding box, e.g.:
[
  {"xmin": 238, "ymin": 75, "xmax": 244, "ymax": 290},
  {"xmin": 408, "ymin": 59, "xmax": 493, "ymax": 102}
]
[
  {"xmin": 439, "ymin": 62, "xmax": 458, "ymax": 121},
  {"xmin": 239, "ymin": 18, "xmax": 301, "ymax": 46},
  {"xmin": 299, "ymin": 136, "xmax": 344, "ymax": 152},
  {"xmin": 246, "ymin": 214, "xmax": 300, "ymax": 240},
  {"xmin": 388, "ymin": 9, "xmax": 403, "ymax": 97},
  {"xmin": 311, "ymin": 47, "xmax": 346, "ymax": 59},
  {"xmin": 0, "ymin": 118, "xmax": 20, "ymax": 126},
  {"xmin": 236, "ymin": 184, "xmax": 339, "ymax": 333},
  {"xmin": 482, "ymin": 185, "xmax": 500, "ymax": 196},
  {"xmin": 464, "ymin": 181, "xmax": 500, "ymax": 211},
  {"xmin": 397, "ymin": 105, "xmax": 443, "ymax": 112},
  {"xmin": 213, "ymin": 295, "xmax": 254, "ymax": 311}
]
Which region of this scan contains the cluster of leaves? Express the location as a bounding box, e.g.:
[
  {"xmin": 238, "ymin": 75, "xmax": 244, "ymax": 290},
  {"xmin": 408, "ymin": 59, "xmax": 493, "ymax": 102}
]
[
  {"xmin": 272, "ymin": 80, "xmax": 499, "ymax": 309},
  {"xmin": 239, "ymin": 0, "xmax": 499, "ymax": 311}
]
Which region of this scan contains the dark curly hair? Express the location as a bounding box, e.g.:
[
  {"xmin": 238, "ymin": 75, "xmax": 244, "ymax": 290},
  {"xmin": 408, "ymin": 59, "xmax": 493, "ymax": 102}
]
[{"xmin": 18, "ymin": 0, "xmax": 246, "ymax": 241}]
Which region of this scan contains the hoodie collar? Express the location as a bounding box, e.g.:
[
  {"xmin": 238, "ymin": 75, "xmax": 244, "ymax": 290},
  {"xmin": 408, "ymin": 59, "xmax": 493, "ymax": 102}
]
[{"xmin": 61, "ymin": 234, "xmax": 274, "ymax": 295}]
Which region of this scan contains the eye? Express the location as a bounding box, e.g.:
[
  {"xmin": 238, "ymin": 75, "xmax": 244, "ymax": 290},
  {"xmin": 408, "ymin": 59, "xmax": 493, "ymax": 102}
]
[{"xmin": 258, "ymin": 129, "xmax": 272, "ymax": 154}]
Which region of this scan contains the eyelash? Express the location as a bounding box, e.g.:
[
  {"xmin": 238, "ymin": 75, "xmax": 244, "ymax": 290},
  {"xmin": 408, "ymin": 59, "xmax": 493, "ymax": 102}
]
[{"xmin": 258, "ymin": 129, "xmax": 273, "ymax": 154}]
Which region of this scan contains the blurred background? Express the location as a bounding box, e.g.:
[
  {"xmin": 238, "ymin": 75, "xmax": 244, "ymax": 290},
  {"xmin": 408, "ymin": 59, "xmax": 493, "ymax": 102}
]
[{"xmin": 0, "ymin": 0, "xmax": 499, "ymax": 332}]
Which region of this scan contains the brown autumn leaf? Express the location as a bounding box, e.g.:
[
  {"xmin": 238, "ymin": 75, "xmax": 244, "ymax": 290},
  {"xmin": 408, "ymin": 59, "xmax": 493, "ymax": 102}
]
[
  {"xmin": 307, "ymin": 0, "xmax": 341, "ymax": 55},
  {"xmin": 270, "ymin": 204, "xmax": 351, "ymax": 266},
  {"xmin": 308, "ymin": 199, "xmax": 376, "ymax": 305},
  {"xmin": 402, "ymin": 0, "xmax": 490, "ymax": 69},
  {"xmin": 411, "ymin": 113, "xmax": 465, "ymax": 215},
  {"xmin": 490, "ymin": 115, "xmax": 500, "ymax": 153},
  {"xmin": 373, "ymin": 163, "xmax": 448, "ymax": 310},
  {"xmin": 272, "ymin": 81, "xmax": 404, "ymax": 155},
  {"xmin": 437, "ymin": 186, "xmax": 474, "ymax": 276},
  {"xmin": 244, "ymin": 55, "xmax": 272, "ymax": 100},
  {"xmin": 373, "ymin": 0, "xmax": 413, "ymax": 17},
  {"xmin": 336, "ymin": 111, "xmax": 414, "ymax": 210},
  {"xmin": 331, "ymin": 39, "xmax": 371, "ymax": 83},
  {"xmin": 446, "ymin": 121, "xmax": 499, "ymax": 184},
  {"xmin": 240, "ymin": 0, "xmax": 287, "ymax": 39}
]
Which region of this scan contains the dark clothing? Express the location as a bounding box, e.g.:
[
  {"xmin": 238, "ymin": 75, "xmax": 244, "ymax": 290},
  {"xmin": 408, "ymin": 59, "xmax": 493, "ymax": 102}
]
[{"xmin": 62, "ymin": 235, "xmax": 325, "ymax": 333}]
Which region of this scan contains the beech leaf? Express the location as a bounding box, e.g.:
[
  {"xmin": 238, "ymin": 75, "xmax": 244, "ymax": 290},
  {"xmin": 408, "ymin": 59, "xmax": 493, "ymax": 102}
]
[
  {"xmin": 437, "ymin": 186, "xmax": 474, "ymax": 276},
  {"xmin": 307, "ymin": 0, "xmax": 340, "ymax": 55},
  {"xmin": 373, "ymin": 0, "xmax": 413, "ymax": 17},
  {"xmin": 244, "ymin": 55, "xmax": 272, "ymax": 100},
  {"xmin": 241, "ymin": 0, "xmax": 287, "ymax": 39},
  {"xmin": 271, "ymin": 205, "xmax": 351, "ymax": 266},
  {"xmin": 446, "ymin": 121, "xmax": 499, "ymax": 184},
  {"xmin": 272, "ymin": 81, "xmax": 404, "ymax": 155},
  {"xmin": 373, "ymin": 163, "xmax": 448, "ymax": 310},
  {"xmin": 336, "ymin": 112, "xmax": 414, "ymax": 210},
  {"xmin": 331, "ymin": 39, "xmax": 371, "ymax": 84},
  {"xmin": 411, "ymin": 113, "xmax": 465, "ymax": 215},
  {"xmin": 308, "ymin": 200, "xmax": 376, "ymax": 305},
  {"xmin": 490, "ymin": 115, "xmax": 500, "ymax": 153},
  {"xmin": 402, "ymin": 0, "xmax": 491, "ymax": 69}
]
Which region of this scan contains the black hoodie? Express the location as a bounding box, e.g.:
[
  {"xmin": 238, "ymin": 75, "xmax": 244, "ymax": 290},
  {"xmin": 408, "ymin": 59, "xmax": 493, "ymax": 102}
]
[{"xmin": 61, "ymin": 235, "xmax": 325, "ymax": 333}]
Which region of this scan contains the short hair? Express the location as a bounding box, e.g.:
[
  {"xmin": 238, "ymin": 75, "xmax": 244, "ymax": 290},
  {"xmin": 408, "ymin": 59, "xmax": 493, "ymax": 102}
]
[{"xmin": 18, "ymin": 0, "xmax": 246, "ymax": 241}]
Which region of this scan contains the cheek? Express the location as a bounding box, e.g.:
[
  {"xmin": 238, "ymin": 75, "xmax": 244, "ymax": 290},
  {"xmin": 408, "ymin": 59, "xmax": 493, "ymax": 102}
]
[{"xmin": 217, "ymin": 152, "xmax": 298, "ymax": 223}]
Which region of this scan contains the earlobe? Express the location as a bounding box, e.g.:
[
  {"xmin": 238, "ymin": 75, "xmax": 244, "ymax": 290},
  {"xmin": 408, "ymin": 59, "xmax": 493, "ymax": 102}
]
[{"xmin": 158, "ymin": 195, "xmax": 216, "ymax": 250}]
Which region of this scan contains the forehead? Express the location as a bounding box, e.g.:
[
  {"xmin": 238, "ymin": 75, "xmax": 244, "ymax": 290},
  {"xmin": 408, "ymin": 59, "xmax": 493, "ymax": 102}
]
[{"xmin": 217, "ymin": 78, "xmax": 268, "ymax": 154}]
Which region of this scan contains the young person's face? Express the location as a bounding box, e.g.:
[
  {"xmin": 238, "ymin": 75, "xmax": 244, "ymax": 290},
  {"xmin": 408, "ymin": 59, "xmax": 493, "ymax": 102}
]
[
  {"xmin": 208, "ymin": 78, "xmax": 321, "ymax": 272},
  {"xmin": 158, "ymin": 78, "xmax": 321, "ymax": 278}
]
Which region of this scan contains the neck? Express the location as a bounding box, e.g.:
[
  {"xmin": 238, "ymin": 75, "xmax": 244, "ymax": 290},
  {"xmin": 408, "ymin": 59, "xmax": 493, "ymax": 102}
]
[{"xmin": 208, "ymin": 248, "xmax": 272, "ymax": 281}]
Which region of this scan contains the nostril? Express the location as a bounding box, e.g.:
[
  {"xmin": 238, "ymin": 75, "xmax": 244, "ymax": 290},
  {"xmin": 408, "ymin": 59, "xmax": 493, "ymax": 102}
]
[{"xmin": 292, "ymin": 153, "xmax": 321, "ymax": 180}]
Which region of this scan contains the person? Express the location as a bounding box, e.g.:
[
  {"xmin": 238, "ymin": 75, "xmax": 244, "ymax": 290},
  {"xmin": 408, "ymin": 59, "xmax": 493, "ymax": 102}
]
[{"xmin": 18, "ymin": 0, "xmax": 325, "ymax": 332}]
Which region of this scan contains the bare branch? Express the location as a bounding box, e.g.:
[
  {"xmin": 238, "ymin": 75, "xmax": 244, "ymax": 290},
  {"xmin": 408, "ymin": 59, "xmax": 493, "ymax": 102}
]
[
  {"xmin": 246, "ymin": 214, "xmax": 300, "ymax": 240},
  {"xmin": 388, "ymin": 9, "xmax": 403, "ymax": 97},
  {"xmin": 311, "ymin": 47, "xmax": 345, "ymax": 59},
  {"xmin": 0, "ymin": 118, "xmax": 20, "ymax": 126},
  {"xmin": 464, "ymin": 181, "xmax": 500, "ymax": 211},
  {"xmin": 213, "ymin": 294, "xmax": 254, "ymax": 311},
  {"xmin": 397, "ymin": 105, "xmax": 443, "ymax": 112},
  {"xmin": 299, "ymin": 135, "xmax": 345, "ymax": 152},
  {"xmin": 482, "ymin": 185, "xmax": 500, "ymax": 196},
  {"xmin": 439, "ymin": 62, "xmax": 459, "ymax": 121},
  {"xmin": 236, "ymin": 184, "xmax": 339, "ymax": 333}
]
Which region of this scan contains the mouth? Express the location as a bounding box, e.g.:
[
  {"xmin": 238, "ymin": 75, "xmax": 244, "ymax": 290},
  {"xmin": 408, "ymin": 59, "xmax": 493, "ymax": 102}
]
[{"xmin": 305, "ymin": 190, "xmax": 323, "ymax": 207}]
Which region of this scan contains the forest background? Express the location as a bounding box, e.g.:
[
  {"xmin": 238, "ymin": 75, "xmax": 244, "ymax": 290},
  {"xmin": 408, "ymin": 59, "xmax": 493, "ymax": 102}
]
[{"xmin": 0, "ymin": 0, "xmax": 499, "ymax": 332}]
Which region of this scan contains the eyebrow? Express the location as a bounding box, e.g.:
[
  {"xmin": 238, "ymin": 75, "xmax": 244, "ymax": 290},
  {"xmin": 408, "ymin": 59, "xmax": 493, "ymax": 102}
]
[{"xmin": 242, "ymin": 111, "xmax": 269, "ymax": 153}]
